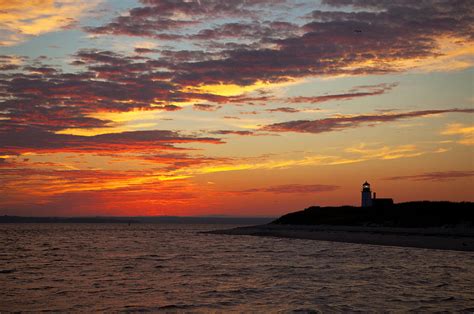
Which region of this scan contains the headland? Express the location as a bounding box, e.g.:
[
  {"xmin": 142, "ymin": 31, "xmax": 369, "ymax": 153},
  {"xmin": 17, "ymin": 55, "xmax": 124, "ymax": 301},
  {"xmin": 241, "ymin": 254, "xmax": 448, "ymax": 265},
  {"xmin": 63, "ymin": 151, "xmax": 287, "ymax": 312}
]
[{"xmin": 208, "ymin": 201, "xmax": 474, "ymax": 251}]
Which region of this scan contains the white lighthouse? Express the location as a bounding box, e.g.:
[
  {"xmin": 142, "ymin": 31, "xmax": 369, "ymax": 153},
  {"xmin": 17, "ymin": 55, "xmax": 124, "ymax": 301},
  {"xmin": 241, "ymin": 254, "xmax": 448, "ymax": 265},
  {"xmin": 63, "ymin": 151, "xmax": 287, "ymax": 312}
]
[{"xmin": 361, "ymin": 181, "xmax": 372, "ymax": 207}]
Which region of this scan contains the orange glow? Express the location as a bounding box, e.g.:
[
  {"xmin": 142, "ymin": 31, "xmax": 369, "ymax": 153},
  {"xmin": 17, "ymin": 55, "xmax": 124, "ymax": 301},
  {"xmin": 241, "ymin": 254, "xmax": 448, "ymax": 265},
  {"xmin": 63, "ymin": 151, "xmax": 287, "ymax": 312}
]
[
  {"xmin": 0, "ymin": 0, "xmax": 100, "ymax": 46},
  {"xmin": 442, "ymin": 123, "xmax": 474, "ymax": 145},
  {"xmin": 1, "ymin": 1, "xmax": 473, "ymax": 217}
]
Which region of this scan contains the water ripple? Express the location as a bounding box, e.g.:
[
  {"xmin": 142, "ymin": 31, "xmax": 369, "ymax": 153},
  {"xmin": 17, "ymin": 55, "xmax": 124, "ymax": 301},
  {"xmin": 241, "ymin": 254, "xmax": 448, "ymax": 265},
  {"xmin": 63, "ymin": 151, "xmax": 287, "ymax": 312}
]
[{"xmin": 1, "ymin": 223, "xmax": 474, "ymax": 312}]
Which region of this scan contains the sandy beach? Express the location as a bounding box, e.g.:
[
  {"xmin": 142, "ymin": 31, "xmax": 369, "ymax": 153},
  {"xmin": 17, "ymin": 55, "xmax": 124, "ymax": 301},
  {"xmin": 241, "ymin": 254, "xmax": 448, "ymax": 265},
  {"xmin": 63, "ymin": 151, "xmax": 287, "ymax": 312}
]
[{"xmin": 208, "ymin": 224, "xmax": 474, "ymax": 251}]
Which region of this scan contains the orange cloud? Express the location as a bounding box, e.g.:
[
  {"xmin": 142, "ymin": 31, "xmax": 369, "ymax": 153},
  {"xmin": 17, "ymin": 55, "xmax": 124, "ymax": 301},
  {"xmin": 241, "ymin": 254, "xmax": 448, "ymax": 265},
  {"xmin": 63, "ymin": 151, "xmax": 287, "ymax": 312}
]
[
  {"xmin": 0, "ymin": 162, "xmax": 224, "ymax": 216},
  {"xmin": 442, "ymin": 123, "xmax": 474, "ymax": 145},
  {"xmin": 234, "ymin": 184, "xmax": 340, "ymax": 194},
  {"xmin": 0, "ymin": 0, "xmax": 100, "ymax": 46}
]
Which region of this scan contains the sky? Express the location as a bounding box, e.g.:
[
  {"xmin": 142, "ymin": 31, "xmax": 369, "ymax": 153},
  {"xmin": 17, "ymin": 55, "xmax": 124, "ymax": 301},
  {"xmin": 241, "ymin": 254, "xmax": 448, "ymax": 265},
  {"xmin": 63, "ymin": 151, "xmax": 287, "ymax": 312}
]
[{"xmin": 0, "ymin": 0, "xmax": 473, "ymax": 217}]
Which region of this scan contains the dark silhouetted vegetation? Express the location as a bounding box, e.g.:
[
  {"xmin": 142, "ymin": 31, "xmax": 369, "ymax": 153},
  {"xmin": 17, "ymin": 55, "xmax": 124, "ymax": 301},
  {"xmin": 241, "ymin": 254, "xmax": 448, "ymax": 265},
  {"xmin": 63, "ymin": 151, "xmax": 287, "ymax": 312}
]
[{"xmin": 272, "ymin": 201, "xmax": 474, "ymax": 228}]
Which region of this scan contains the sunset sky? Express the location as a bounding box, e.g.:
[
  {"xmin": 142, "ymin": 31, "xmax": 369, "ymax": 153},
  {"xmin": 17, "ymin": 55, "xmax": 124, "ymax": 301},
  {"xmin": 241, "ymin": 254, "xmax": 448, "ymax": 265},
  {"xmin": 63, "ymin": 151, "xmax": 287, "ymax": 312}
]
[{"xmin": 0, "ymin": 0, "xmax": 473, "ymax": 216}]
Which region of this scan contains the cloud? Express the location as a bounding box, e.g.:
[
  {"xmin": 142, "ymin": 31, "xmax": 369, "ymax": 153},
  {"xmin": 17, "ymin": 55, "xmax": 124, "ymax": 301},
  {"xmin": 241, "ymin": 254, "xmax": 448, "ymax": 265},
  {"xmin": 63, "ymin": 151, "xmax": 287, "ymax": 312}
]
[
  {"xmin": 0, "ymin": 157, "xmax": 8, "ymax": 167},
  {"xmin": 236, "ymin": 184, "xmax": 340, "ymax": 194},
  {"xmin": 0, "ymin": 48, "xmax": 300, "ymax": 141},
  {"xmin": 188, "ymin": 21, "xmax": 301, "ymax": 42},
  {"xmin": 0, "ymin": 168, "xmax": 202, "ymax": 215},
  {"xmin": 85, "ymin": 0, "xmax": 286, "ymax": 40},
  {"xmin": 86, "ymin": 18, "xmax": 195, "ymax": 39},
  {"xmin": 239, "ymin": 111, "xmax": 259, "ymax": 115},
  {"xmin": 140, "ymin": 153, "xmax": 229, "ymax": 171},
  {"xmin": 179, "ymin": 2, "xmax": 472, "ymax": 85},
  {"xmin": 83, "ymin": 1, "xmax": 474, "ymax": 88},
  {"xmin": 266, "ymin": 107, "xmax": 300, "ymax": 113},
  {"xmin": 442, "ymin": 123, "xmax": 474, "ymax": 145},
  {"xmin": 155, "ymin": 143, "xmax": 431, "ymax": 182},
  {"xmin": 0, "ymin": 127, "xmax": 222, "ymax": 154},
  {"xmin": 1, "ymin": 0, "xmax": 472, "ymax": 215},
  {"xmin": 288, "ymin": 83, "xmax": 397, "ymax": 104},
  {"xmin": 0, "ymin": 49, "xmax": 225, "ymax": 135},
  {"xmin": 2, "ymin": 0, "xmax": 472, "ymax": 145},
  {"xmin": 345, "ymin": 143, "xmax": 423, "ymax": 160},
  {"xmin": 134, "ymin": 47, "xmax": 160, "ymax": 54},
  {"xmin": 0, "ymin": 0, "xmax": 100, "ymax": 46},
  {"xmin": 262, "ymin": 109, "xmax": 474, "ymax": 134},
  {"xmin": 193, "ymin": 104, "xmax": 221, "ymax": 111},
  {"xmin": 0, "ymin": 55, "xmax": 24, "ymax": 71},
  {"xmin": 156, "ymin": 104, "xmax": 182, "ymax": 111},
  {"xmin": 384, "ymin": 171, "xmax": 474, "ymax": 182},
  {"xmin": 211, "ymin": 130, "xmax": 257, "ymax": 136}
]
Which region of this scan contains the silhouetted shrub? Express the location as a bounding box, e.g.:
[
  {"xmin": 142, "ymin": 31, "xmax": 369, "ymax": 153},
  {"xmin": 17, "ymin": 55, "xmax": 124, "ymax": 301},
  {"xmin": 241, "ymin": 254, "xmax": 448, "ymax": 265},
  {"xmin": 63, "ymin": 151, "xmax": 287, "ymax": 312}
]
[{"xmin": 272, "ymin": 202, "xmax": 474, "ymax": 228}]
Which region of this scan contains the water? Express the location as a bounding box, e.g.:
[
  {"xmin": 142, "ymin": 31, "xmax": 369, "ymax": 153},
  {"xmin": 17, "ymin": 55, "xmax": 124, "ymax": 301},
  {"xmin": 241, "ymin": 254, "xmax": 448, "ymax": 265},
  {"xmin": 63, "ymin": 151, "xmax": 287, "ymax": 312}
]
[{"xmin": 1, "ymin": 223, "xmax": 474, "ymax": 312}]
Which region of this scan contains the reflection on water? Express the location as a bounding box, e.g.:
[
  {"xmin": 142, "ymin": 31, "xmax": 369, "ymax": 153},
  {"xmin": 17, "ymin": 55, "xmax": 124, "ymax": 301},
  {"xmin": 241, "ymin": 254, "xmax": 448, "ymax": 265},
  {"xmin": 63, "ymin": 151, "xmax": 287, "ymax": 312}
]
[{"xmin": 1, "ymin": 224, "xmax": 474, "ymax": 312}]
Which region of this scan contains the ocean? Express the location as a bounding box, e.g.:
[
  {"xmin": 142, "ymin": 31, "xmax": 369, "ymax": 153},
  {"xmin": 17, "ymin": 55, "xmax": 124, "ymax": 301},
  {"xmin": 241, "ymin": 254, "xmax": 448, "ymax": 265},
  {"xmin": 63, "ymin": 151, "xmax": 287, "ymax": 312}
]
[{"xmin": 1, "ymin": 223, "xmax": 474, "ymax": 312}]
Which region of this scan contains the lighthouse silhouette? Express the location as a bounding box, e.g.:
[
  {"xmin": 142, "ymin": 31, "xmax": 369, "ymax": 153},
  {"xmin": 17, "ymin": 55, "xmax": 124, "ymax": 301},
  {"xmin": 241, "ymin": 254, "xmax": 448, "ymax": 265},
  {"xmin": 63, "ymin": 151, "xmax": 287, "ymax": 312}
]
[
  {"xmin": 361, "ymin": 181, "xmax": 394, "ymax": 208},
  {"xmin": 361, "ymin": 181, "xmax": 373, "ymax": 207}
]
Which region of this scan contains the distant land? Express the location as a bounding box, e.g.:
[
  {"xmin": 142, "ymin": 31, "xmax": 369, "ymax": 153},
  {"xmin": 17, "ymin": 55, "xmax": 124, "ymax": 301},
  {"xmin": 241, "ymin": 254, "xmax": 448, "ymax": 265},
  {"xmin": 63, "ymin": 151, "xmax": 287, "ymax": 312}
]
[
  {"xmin": 273, "ymin": 201, "xmax": 474, "ymax": 228},
  {"xmin": 0, "ymin": 216, "xmax": 274, "ymax": 225},
  {"xmin": 209, "ymin": 201, "xmax": 474, "ymax": 251}
]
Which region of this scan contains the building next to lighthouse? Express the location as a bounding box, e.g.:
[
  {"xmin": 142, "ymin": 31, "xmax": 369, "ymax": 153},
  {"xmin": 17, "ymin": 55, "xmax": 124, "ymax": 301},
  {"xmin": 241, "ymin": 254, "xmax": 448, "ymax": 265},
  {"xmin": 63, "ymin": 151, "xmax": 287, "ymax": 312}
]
[{"xmin": 361, "ymin": 181, "xmax": 394, "ymax": 208}]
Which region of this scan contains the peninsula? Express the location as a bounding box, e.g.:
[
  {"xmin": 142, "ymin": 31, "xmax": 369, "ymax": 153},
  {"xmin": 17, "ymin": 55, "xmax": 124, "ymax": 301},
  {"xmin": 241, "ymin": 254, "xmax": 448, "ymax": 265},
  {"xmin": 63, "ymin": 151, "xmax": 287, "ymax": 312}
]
[{"xmin": 209, "ymin": 183, "xmax": 474, "ymax": 251}]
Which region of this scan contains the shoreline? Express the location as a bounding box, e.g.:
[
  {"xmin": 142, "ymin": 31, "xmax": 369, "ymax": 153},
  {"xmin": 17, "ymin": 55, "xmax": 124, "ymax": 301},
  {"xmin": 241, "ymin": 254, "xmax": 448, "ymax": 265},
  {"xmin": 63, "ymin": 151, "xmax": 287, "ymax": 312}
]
[{"xmin": 206, "ymin": 224, "xmax": 474, "ymax": 252}]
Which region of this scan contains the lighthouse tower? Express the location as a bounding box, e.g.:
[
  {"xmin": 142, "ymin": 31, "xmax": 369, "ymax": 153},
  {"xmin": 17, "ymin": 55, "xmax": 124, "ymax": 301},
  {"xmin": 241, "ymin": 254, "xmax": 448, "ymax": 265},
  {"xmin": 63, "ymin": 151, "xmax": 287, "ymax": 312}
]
[{"xmin": 361, "ymin": 181, "xmax": 372, "ymax": 207}]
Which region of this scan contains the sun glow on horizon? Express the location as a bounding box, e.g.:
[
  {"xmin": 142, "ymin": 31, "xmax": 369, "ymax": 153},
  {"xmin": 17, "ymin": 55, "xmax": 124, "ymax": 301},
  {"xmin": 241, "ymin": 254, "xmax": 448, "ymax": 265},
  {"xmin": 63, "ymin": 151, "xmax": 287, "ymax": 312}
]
[{"xmin": 0, "ymin": 0, "xmax": 473, "ymax": 216}]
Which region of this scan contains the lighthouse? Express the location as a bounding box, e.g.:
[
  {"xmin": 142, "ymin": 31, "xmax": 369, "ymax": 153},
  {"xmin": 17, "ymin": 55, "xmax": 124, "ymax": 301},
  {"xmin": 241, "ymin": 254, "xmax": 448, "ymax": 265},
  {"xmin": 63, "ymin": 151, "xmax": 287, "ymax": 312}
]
[
  {"xmin": 361, "ymin": 181, "xmax": 372, "ymax": 207},
  {"xmin": 360, "ymin": 181, "xmax": 394, "ymax": 207}
]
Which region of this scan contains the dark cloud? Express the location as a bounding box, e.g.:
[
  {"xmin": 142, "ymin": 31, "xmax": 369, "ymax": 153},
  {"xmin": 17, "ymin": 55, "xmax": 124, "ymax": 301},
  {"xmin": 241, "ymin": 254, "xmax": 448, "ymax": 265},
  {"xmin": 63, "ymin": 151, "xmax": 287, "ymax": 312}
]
[
  {"xmin": 288, "ymin": 83, "xmax": 397, "ymax": 104},
  {"xmin": 85, "ymin": 18, "xmax": 195, "ymax": 38},
  {"xmin": 263, "ymin": 109, "xmax": 474, "ymax": 134},
  {"xmin": 0, "ymin": 1, "xmax": 472, "ymax": 161},
  {"xmin": 0, "ymin": 64, "xmax": 20, "ymax": 71},
  {"xmin": 3, "ymin": 0, "xmax": 471, "ymax": 141},
  {"xmin": 239, "ymin": 110, "xmax": 259, "ymax": 115},
  {"xmin": 0, "ymin": 55, "xmax": 24, "ymax": 71},
  {"xmin": 189, "ymin": 21, "xmax": 301, "ymax": 42},
  {"xmin": 159, "ymin": 49, "xmax": 214, "ymax": 62},
  {"xmin": 237, "ymin": 184, "xmax": 340, "ymax": 194},
  {"xmin": 193, "ymin": 104, "xmax": 222, "ymax": 111},
  {"xmin": 211, "ymin": 130, "xmax": 278, "ymax": 137},
  {"xmin": 0, "ymin": 55, "xmax": 178, "ymax": 133},
  {"xmin": 23, "ymin": 66, "xmax": 58, "ymax": 74},
  {"xmin": 0, "ymin": 104, "xmax": 110, "ymax": 131},
  {"xmin": 0, "ymin": 157, "xmax": 8, "ymax": 167},
  {"xmin": 81, "ymin": 1, "xmax": 473, "ymax": 88},
  {"xmin": 134, "ymin": 47, "xmax": 159, "ymax": 54},
  {"xmin": 174, "ymin": 1, "xmax": 472, "ymax": 85},
  {"xmin": 211, "ymin": 130, "xmax": 256, "ymax": 136},
  {"xmin": 312, "ymin": 0, "xmax": 474, "ymax": 41},
  {"xmin": 156, "ymin": 104, "xmax": 182, "ymax": 111},
  {"xmin": 0, "ymin": 127, "xmax": 222, "ymax": 154},
  {"xmin": 0, "ymin": 168, "xmax": 145, "ymax": 183},
  {"xmin": 0, "ymin": 49, "xmax": 240, "ymax": 136},
  {"xmin": 384, "ymin": 171, "xmax": 474, "ymax": 182},
  {"xmin": 0, "ymin": 1, "xmax": 472, "ymax": 214},
  {"xmin": 135, "ymin": 152, "xmax": 230, "ymax": 171},
  {"xmin": 266, "ymin": 107, "xmax": 300, "ymax": 113},
  {"xmin": 85, "ymin": 0, "xmax": 287, "ymax": 40}
]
